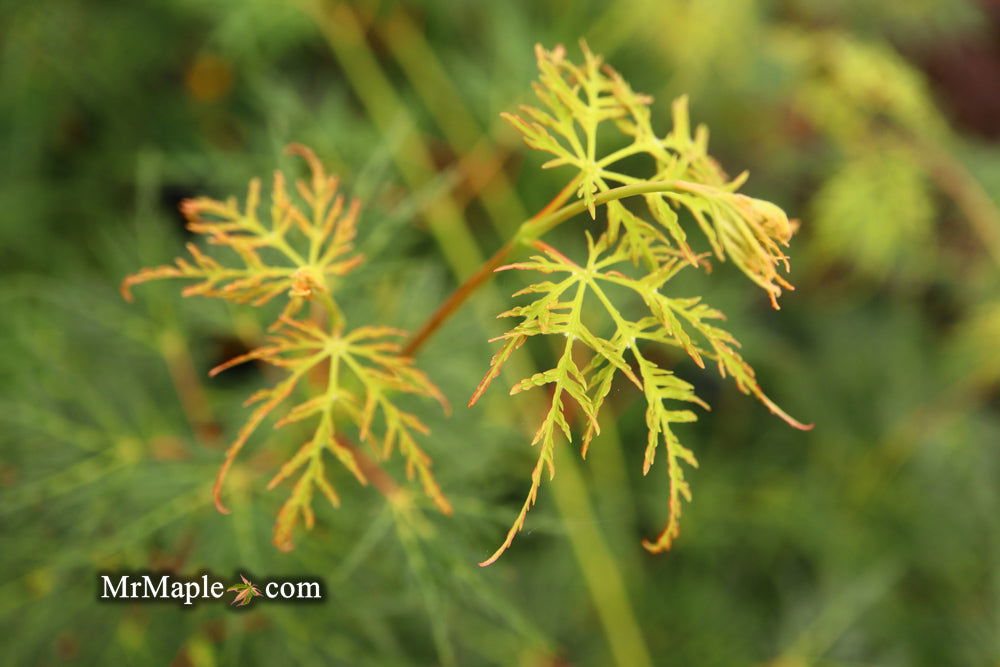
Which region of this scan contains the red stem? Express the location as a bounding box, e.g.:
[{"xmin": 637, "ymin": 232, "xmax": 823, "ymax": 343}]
[
  {"xmin": 402, "ymin": 180, "xmax": 578, "ymax": 357},
  {"xmin": 402, "ymin": 239, "xmax": 515, "ymax": 357}
]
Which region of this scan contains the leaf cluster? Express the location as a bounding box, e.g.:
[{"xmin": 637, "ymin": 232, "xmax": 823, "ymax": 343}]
[
  {"xmin": 504, "ymin": 43, "xmax": 797, "ymax": 307},
  {"xmin": 473, "ymin": 43, "xmax": 810, "ymax": 563},
  {"xmin": 123, "ymin": 144, "xmax": 450, "ymax": 550}
]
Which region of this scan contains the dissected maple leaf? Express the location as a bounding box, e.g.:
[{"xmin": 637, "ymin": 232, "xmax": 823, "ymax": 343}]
[
  {"xmin": 123, "ymin": 144, "xmax": 451, "ymax": 551},
  {"xmin": 122, "ymin": 143, "xmax": 363, "ymax": 322},
  {"xmin": 473, "ymin": 232, "xmax": 809, "ymax": 564},
  {"xmin": 209, "ymin": 315, "xmax": 451, "ymax": 551},
  {"xmin": 504, "ymin": 42, "xmax": 798, "ymax": 307}
]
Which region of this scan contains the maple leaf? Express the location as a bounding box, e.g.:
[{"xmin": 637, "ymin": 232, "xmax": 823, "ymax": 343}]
[
  {"xmin": 504, "ymin": 42, "xmax": 798, "ymax": 307},
  {"xmin": 210, "ymin": 316, "xmax": 451, "ymax": 551},
  {"xmin": 227, "ymin": 574, "xmax": 262, "ymax": 607},
  {"xmin": 466, "ymin": 42, "xmax": 811, "ymax": 564},
  {"xmin": 123, "ymin": 144, "xmax": 451, "ymax": 551},
  {"xmin": 472, "ymin": 233, "xmax": 809, "ymax": 564},
  {"xmin": 121, "ymin": 143, "xmax": 363, "ymax": 322}
]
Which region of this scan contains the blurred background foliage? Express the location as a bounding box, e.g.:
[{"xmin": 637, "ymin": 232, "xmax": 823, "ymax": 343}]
[{"xmin": 2, "ymin": 0, "xmax": 1000, "ymax": 664}]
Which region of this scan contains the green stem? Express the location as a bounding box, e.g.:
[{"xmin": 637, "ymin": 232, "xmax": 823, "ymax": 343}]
[
  {"xmin": 517, "ymin": 179, "xmax": 685, "ymax": 243},
  {"xmin": 316, "ymin": 290, "xmax": 345, "ymax": 332},
  {"xmin": 597, "ymin": 143, "xmax": 647, "ymax": 168},
  {"xmin": 550, "ymin": 454, "xmax": 655, "ymax": 667},
  {"xmin": 917, "ymin": 141, "xmax": 1000, "ymax": 269},
  {"xmin": 379, "ymin": 10, "xmax": 530, "ymax": 234},
  {"xmin": 303, "ymin": 0, "xmax": 485, "ymax": 279}
]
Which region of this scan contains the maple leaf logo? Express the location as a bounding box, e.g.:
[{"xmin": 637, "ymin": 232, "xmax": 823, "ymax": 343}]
[{"xmin": 227, "ymin": 575, "xmax": 262, "ymax": 607}]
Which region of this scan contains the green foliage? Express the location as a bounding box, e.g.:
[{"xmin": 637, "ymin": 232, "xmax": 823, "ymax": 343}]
[
  {"xmin": 118, "ymin": 43, "xmax": 811, "ymax": 564},
  {"xmin": 784, "ymin": 31, "xmax": 948, "ymax": 144},
  {"xmin": 473, "ymin": 44, "xmax": 809, "ymax": 564},
  {"xmin": 777, "ymin": 31, "xmax": 958, "ymax": 280},
  {"xmin": 122, "ymin": 145, "xmax": 450, "ymax": 550},
  {"xmin": 5, "ymin": 1, "xmax": 1000, "ymax": 665},
  {"xmin": 504, "ymin": 44, "xmax": 797, "ymax": 306},
  {"xmin": 122, "ymin": 144, "xmax": 364, "ymax": 317},
  {"xmin": 811, "ymin": 147, "xmax": 935, "ymax": 278}
]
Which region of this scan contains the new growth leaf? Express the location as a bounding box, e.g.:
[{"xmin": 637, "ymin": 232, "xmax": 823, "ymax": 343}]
[
  {"xmin": 473, "ymin": 43, "xmax": 811, "ymax": 564},
  {"xmin": 123, "ymin": 145, "xmax": 450, "ymax": 550}
]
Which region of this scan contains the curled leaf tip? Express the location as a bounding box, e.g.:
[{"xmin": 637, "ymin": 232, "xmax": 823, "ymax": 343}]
[
  {"xmin": 119, "ymin": 279, "xmax": 135, "ymax": 302},
  {"xmin": 213, "ymin": 495, "xmax": 231, "ymax": 515}
]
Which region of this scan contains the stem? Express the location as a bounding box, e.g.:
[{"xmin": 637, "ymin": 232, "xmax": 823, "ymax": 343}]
[
  {"xmin": 405, "ymin": 179, "xmax": 687, "ymax": 357},
  {"xmin": 304, "ymin": 0, "xmax": 485, "ymax": 280},
  {"xmin": 596, "ymin": 143, "xmax": 647, "ymax": 168},
  {"xmin": 379, "ymin": 10, "xmax": 530, "ymax": 234},
  {"xmin": 159, "ymin": 329, "xmax": 219, "ymax": 444},
  {"xmin": 401, "ymin": 178, "xmax": 577, "ymax": 356},
  {"xmin": 918, "ymin": 142, "xmax": 1000, "ymax": 269},
  {"xmin": 550, "ymin": 453, "xmax": 654, "ymax": 667},
  {"xmin": 340, "ymin": 435, "xmax": 405, "ymax": 501},
  {"xmin": 402, "ymin": 239, "xmax": 515, "ymax": 357},
  {"xmin": 316, "ymin": 289, "xmax": 344, "ymax": 331},
  {"xmin": 517, "ymin": 180, "xmax": 688, "ymax": 242}
]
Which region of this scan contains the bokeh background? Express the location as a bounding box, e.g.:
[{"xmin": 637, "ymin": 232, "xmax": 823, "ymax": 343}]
[{"xmin": 3, "ymin": 0, "xmax": 1000, "ymax": 664}]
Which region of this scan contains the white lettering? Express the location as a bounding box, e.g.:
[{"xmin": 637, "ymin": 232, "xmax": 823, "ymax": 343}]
[
  {"xmin": 99, "ymin": 573, "xmax": 321, "ymax": 603},
  {"xmin": 183, "ymin": 581, "xmax": 200, "ymax": 605},
  {"xmin": 143, "ymin": 575, "xmax": 168, "ymax": 598},
  {"xmin": 170, "ymin": 580, "xmax": 183, "ymax": 601},
  {"xmin": 298, "ymin": 582, "xmax": 321, "ymax": 599},
  {"xmin": 101, "ymin": 575, "xmax": 127, "ymax": 599}
]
